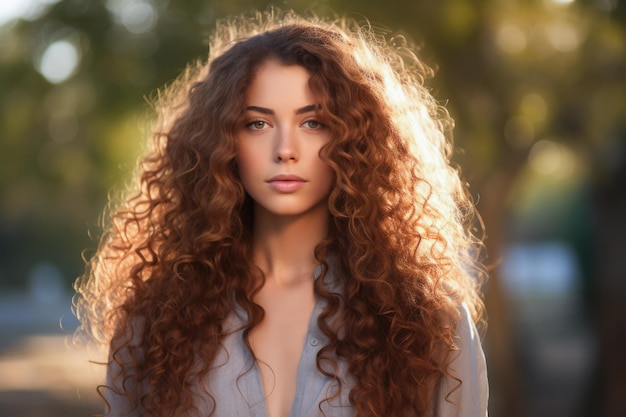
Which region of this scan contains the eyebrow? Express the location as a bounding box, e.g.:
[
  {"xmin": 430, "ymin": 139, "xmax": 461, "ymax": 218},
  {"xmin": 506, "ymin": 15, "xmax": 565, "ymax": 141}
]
[{"xmin": 245, "ymin": 104, "xmax": 321, "ymax": 115}]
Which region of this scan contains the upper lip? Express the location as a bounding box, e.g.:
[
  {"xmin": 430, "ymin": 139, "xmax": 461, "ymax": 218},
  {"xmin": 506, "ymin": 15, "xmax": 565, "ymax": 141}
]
[{"xmin": 267, "ymin": 174, "xmax": 306, "ymax": 182}]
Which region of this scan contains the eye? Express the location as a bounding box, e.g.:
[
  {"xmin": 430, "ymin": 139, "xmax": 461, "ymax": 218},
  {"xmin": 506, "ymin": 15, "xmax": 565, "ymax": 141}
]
[
  {"xmin": 303, "ymin": 120, "xmax": 323, "ymax": 130},
  {"xmin": 246, "ymin": 120, "xmax": 269, "ymax": 130}
]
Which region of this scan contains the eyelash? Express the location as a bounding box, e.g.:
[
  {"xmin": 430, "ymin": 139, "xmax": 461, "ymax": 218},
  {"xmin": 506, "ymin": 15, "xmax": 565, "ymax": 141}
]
[
  {"xmin": 244, "ymin": 119, "xmax": 325, "ymax": 130},
  {"xmin": 246, "ymin": 120, "xmax": 269, "ymax": 130},
  {"xmin": 303, "ymin": 120, "xmax": 323, "ymax": 129}
]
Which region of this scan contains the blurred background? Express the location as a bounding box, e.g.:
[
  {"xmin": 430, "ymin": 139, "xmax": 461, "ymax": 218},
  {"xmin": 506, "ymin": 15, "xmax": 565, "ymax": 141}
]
[{"xmin": 0, "ymin": 0, "xmax": 624, "ymax": 416}]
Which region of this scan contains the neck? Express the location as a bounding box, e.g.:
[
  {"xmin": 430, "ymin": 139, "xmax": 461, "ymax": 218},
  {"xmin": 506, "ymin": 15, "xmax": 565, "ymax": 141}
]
[{"xmin": 252, "ymin": 204, "xmax": 328, "ymax": 288}]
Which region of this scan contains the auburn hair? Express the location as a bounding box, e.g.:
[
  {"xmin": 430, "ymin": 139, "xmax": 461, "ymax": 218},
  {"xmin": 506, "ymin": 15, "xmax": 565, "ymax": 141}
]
[{"xmin": 74, "ymin": 9, "xmax": 486, "ymax": 417}]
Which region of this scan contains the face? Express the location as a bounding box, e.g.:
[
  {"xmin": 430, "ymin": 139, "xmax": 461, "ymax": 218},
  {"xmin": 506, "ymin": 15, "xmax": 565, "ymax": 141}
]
[{"xmin": 236, "ymin": 60, "xmax": 334, "ymax": 219}]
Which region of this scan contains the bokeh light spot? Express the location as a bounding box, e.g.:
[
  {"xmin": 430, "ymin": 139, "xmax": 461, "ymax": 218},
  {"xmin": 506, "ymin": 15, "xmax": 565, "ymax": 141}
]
[
  {"xmin": 546, "ymin": 21, "xmax": 581, "ymax": 52},
  {"xmin": 497, "ymin": 24, "xmax": 527, "ymax": 54},
  {"xmin": 529, "ymin": 140, "xmax": 561, "ymax": 175},
  {"xmin": 0, "ymin": 0, "xmax": 61, "ymax": 27},
  {"xmin": 527, "ymin": 139, "xmax": 578, "ymax": 178},
  {"xmin": 519, "ymin": 92, "xmax": 549, "ymax": 124},
  {"xmin": 106, "ymin": 0, "xmax": 158, "ymax": 34},
  {"xmin": 37, "ymin": 40, "xmax": 80, "ymax": 84}
]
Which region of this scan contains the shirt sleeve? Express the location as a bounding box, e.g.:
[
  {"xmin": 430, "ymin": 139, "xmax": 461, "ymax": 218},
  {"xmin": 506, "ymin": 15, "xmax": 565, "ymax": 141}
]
[{"xmin": 433, "ymin": 303, "xmax": 489, "ymax": 417}]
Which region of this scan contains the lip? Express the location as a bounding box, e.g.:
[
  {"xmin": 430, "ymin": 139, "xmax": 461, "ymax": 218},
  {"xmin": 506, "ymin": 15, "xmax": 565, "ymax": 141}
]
[{"xmin": 267, "ymin": 174, "xmax": 307, "ymax": 192}]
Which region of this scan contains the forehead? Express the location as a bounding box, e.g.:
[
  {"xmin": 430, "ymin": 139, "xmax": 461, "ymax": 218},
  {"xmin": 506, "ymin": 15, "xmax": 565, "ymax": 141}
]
[{"xmin": 245, "ymin": 61, "xmax": 317, "ymax": 105}]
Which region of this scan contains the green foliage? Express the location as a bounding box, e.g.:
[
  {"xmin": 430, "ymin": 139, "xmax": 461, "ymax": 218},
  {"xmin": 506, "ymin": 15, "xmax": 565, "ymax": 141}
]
[{"xmin": 0, "ymin": 0, "xmax": 624, "ymax": 288}]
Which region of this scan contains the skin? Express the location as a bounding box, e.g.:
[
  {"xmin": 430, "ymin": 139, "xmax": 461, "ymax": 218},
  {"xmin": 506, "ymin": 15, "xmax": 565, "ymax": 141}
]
[{"xmin": 236, "ymin": 60, "xmax": 334, "ymax": 417}]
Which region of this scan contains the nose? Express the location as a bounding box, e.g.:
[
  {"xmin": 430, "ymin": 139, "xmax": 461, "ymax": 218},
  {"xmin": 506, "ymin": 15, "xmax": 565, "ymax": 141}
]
[{"xmin": 273, "ymin": 127, "xmax": 299, "ymax": 162}]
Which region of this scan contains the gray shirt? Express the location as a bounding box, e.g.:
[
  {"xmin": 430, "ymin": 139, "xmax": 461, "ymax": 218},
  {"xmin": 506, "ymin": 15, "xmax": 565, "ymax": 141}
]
[{"xmin": 106, "ymin": 282, "xmax": 488, "ymax": 416}]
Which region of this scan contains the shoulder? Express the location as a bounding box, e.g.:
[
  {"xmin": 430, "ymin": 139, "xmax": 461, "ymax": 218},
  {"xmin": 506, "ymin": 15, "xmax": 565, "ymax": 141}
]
[
  {"xmin": 433, "ymin": 303, "xmax": 489, "ymax": 417},
  {"xmin": 104, "ymin": 316, "xmax": 147, "ymax": 416}
]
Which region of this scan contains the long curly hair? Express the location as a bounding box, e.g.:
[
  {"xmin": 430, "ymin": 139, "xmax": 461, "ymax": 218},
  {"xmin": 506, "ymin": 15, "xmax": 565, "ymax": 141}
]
[{"xmin": 74, "ymin": 9, "xmax": 486, "ymax": 417}]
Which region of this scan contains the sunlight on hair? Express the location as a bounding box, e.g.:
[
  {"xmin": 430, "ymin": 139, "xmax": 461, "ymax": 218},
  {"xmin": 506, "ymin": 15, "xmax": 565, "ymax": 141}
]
[
  {"xmin": 351, "ymin": 38, "xmax": 378, "ymax": 74},
  {"xmin": 36, "ymin": 39, "xmax": 80, "ymax": 84}
]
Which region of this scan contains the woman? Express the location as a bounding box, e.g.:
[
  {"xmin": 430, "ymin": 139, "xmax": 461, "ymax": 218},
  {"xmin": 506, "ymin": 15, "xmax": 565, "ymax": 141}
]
[{"xmin": 75, "ymin": 9, "xmax": 488, "ymax": 417}]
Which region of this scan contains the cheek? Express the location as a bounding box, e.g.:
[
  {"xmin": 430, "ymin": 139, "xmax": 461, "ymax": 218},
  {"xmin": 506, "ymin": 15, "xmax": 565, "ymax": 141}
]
[
  {"xmin": 236, "ymin": 146, "xmax": 267, "ymax": 198},
  {"xmin": 316, "ymin": 160, "xmax": 335, "ymax": 191},
  {"xmin": 236, "ymin": 144, "xmax": 255, "ymax": 177}
]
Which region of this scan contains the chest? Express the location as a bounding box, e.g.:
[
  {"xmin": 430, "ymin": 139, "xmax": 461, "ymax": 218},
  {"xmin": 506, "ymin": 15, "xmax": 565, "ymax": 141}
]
[
  {"xmin": 249, "ymin": 290, "xmax": 316, "ymax": 417},
  {"xmin": 200, "ymin": 300, "xmax": 353, "ymax": 417}
]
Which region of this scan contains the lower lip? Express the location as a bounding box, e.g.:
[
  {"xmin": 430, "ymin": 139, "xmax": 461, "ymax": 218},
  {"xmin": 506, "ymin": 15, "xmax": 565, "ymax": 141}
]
[{"xmin": 268, "ymin": 180, "xmax": 306, "ymax": 192}]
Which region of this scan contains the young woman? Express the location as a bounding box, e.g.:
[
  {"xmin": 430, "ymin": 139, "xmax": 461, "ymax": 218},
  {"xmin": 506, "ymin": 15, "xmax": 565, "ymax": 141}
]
[{"xmin": 75, "ymin": 10, "xmax": 488, "ymax": 417}]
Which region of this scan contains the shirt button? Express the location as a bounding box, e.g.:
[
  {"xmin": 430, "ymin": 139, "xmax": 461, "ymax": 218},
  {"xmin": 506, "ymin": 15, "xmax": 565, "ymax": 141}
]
[{"xmin": 310, "ymin": 337, "xmax": 319, "ymax": 346}]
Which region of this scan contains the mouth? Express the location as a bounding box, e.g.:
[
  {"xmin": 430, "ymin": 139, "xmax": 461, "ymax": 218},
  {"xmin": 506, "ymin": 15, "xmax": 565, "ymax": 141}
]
[
  {"xmin": 267, "ymin": 174, "xmax": 306, "ymax": 183},
  {"xmin": 266, "ymin": 174, "xmax": 307, "ymax": 192}
]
